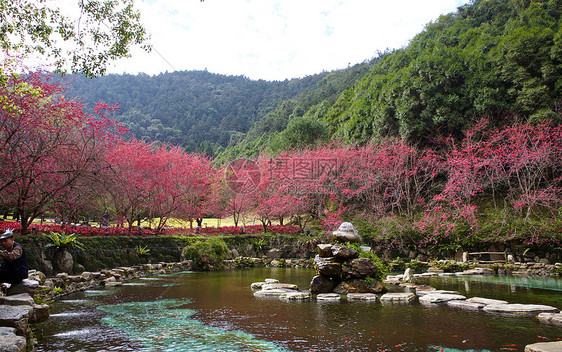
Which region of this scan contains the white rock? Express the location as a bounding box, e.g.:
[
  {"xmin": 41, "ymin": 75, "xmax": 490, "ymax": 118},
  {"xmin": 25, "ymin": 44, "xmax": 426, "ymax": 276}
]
[
  {"xmin": 524, "ymin": 341, "xmax": 562, "ymax": 352},
  {"xmin": 0, "ymin": 293, "xmax": 34, "ymax": 306},
  {"xmin": 537, "ymin": 312, "xmax": 562, "ymax": 327},
  {"xmin": 380, "ymin": 292, "xmax": 416, "ymax": 303},
  {"xmin": 262, "ymin": 283, "xmax": 298, "ymax": 291},
  {"xmin": 265, "ymin": 278, "xmax": 279, "ymax": 284},
  {"xmin": 254, "ymin": 289, "xmax": 293, "ymax": 297},
  {"xmin": 483, "ymin": 304, "xmax": 558, "ymax": 315},
  {"xmin": 280, "ymin": 292, "xmax": 310, "ymax": 300},
  {"xmin": 447, "ymin": 300, "xmax": 485, "ymax": 310},
  {"xmin": 250, "ymin": 282, "xmax": 266, "ymax": 290},
  {"xmin": 419, "ymin": 293, "xmax": 466, "ymax": 304},
  {"xmin": 467, "ymin": 297, "xmax": 508, "ymax": 306},
  {"xmin": 419, "ymin": 272, "xmax": 438, "ymax": 277},
  {"xmin": 403, "ymin": 268, "xmax": 412, "ymax": 282},
  {"xmin": 416, "ymin": 289, "xmax": 459, "ymax": 297},
  {"xmin": 316, "ymin": 293, "xmax": 342, "ymax": 301},
  {"xmin": 346, "ymin": 293, "xmax": 379, "ymax": 302}
]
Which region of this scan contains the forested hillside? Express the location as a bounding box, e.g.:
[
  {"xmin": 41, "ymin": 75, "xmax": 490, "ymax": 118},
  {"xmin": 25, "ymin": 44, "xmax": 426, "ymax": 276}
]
[
  {"xmin": 63, "ymin": 70, "xmax": 333, "ymax": 154},
  {"xmin": 64, "ymin": 0, "xmax": 561, "ymax": 158},
  {"xmin": 317, "ymin": 0, "xmax": 561, "ymax": 145}
]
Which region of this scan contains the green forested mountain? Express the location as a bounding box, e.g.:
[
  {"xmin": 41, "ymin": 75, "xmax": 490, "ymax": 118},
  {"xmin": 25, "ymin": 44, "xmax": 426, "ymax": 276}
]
[
  {"xmin": 214, "ymin": 61, "xmax": 373, "ymax": 162},
  {"xmin": 63, "ymin": 70, "xmax": 333, "ymax": 154},
  {"xmin": 318, "ymin": 0, "xmax": 561, "ymax": 145},
  {"xmin": 66, "ymin": 0, "xmax": 561, "ymax": 159}
]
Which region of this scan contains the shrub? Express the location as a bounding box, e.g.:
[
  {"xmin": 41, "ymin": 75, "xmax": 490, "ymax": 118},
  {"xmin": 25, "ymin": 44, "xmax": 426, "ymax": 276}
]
[
  {"xmin": 346, "ymin": 242, "xmax": 387, "ymax": 282},
  {"xmin": 182, "ymin": 238, "xmax": 229, "ymax": 271}
]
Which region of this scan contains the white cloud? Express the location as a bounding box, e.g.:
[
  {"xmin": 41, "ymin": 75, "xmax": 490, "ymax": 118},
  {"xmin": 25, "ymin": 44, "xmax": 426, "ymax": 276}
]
[{"xmin": 107, "ymin": 0, "xmax": 469, "ymax": 81}]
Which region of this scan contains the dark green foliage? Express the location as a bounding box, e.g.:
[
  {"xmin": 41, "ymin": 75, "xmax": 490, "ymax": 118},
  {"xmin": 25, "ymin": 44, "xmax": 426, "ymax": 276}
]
[
  {"xmin": 64, "ymin": 70, "xmax": 330, "ymax": 155},
  {"xmin": 181, "ymin": 238, "xmax": 229, "ymax": 271},
  {"xmin": 346, "ymin": 242, "xmax": 387, "ymax": 282},
  {"xmin": 269, "ymin": 116, "xmax": 330, "ymax": 152},
  {"xmin": 215, "ymin": 61, "xmax": 373, "ymax": 161},
  {"xmin": 323, "ymin": 0, "xmax": 562, "ymax": 145}
]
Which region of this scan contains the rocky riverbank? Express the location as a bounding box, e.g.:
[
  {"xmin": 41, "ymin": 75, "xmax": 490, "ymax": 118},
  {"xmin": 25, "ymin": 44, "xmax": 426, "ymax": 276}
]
[{"xmin": 0, "ymin": 261, "xmax": 193, "ymax": 352}]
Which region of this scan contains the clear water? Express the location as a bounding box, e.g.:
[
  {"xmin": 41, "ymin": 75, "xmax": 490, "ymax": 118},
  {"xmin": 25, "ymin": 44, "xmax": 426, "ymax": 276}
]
[{"xmin": 34, "ymin": 268, "xmax": 562, "ymax": 352}]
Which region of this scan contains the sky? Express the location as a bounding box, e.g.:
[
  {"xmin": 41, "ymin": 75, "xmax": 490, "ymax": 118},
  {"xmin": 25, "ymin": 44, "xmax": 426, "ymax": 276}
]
[{"xmin": 106, "ymin": 0, "xmax": 471, "ymax": 81}]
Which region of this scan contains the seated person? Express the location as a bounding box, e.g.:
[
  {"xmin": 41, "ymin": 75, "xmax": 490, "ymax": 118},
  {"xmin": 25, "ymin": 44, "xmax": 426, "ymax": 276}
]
[{"xmin": 0, "ymin": 229, "xmax": 28, "ymax": 285}]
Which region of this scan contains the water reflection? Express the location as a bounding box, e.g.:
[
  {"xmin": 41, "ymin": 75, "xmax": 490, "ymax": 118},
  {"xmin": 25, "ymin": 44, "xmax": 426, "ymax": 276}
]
[{"xmin": 34, "ymin": 269, "xmax": 562, "ymax": 352}]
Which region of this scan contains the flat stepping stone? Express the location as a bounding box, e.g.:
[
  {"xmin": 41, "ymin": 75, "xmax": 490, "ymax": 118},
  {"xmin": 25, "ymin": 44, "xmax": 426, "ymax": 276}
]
[
  {"xmin": 347, "ymin": 293, "xmax": 379, "ymax": 302},
  {"xmin": 380, "ymin": 292, "xmax": 416, "ymax": 303},
  {"xmin": 438, "ymin": 273, "xmax": 457, "ymax": 277},
  {"xmin": 456, "ymin": 270, "xmax": 480, "ymax": 276},
  {"xmin": 280, "ymin": 292, "xmax": 310, "ymax": 300},
  {"xmin": 7, "ymin": 279, "xmax": 39, "ymax": 295},
  {"xmin": 415, "ymin": 286, "xmax": 436, "ymax": 295},
  {"xmin": 262, "ymin": 283, "xmax": 298, "ymax": 291},
  {"xmin": 483, "ymin": 304, "xmax": 558, "ymax": 315},
  {"xmin": 0, "ymin": 335, "xmax": 26, "ymax": 352},
  {"xmin": 419, "ymin": 293, "xmax": 466, "ymax": 304},
  {"xmin": 416, "ymin": 289, "xmax": 460, "ymax": 297},
  {"xmin": 447, "ymin": 300, "xmax": 485, "ymax": 310},
  {"xmin": 265, "ymin": 278, "xmax": 279, "ymax": 284},
  {"xmin": 254, "ymin": 289, "xmax": 294, "ymax": 297},
  {"xmin": 467, "ymin": 297, "xmax": 508, "ymax": 306},
  {"xmin": 0, "ymin": 293, "xmax": 34, "ymax": 306},
  {"xmin": 0, "ymin": 327, "xmax": 17, "ymax": 336},
  {"xmin": 418, "ymin": 272, "xmax": 438, "ymax": 277},
  {"xmin": 524, "ymin": 341, "xmax": 562, "ymax": 352},
  {"xmin": 537, "ymin": 312, "xmax": 562, "ymax": 327},
  {"xmin": 398, "ymin": 282, "xmax": 420, "ymax": 289},
  {"xmin": 316, "ymin": 293, "xmax": 342, "ymax": 301},
  {"xmin": 0, "ymin": 305, "xmax": 32, "ymax": 335},
  {"xmin": 250, "ymin": 282, "xmax": 266, "ymax": 289}
]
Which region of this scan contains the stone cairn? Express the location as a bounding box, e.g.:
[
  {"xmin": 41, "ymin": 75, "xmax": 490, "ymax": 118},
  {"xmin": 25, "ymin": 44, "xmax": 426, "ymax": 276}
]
[{"xmin": 310, "ymin": 222, "xmax": 386, "ymax": 294}]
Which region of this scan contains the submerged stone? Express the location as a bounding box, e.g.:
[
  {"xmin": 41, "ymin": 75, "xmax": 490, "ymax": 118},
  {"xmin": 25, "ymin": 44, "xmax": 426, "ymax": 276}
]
[{"xmin": 98, "ymin": 299, "xmax": 287, "ymax": 352}]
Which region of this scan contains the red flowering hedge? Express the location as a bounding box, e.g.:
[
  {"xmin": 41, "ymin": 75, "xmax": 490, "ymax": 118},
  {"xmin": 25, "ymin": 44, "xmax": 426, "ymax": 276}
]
[{"xmin": 0, "ymin": 221, "xmax": 301, "ymax": 237}]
